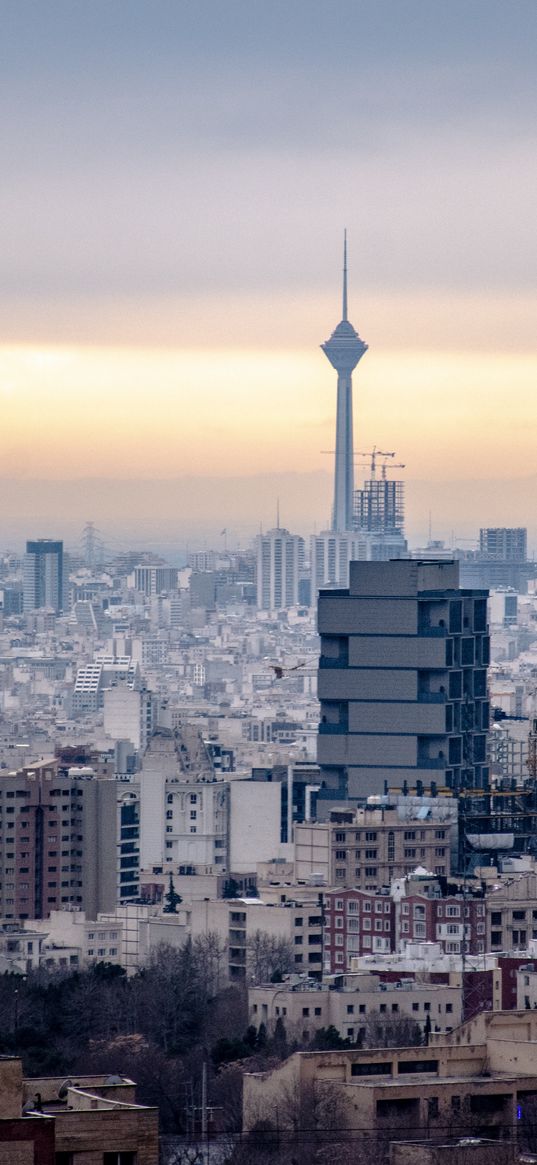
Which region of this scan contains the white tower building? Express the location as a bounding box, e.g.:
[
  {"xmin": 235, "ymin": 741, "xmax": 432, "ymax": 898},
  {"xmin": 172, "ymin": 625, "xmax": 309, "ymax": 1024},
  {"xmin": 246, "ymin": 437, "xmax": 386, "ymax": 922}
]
[
  {"xmin": 321, "ymin": 234, "xmax": 368, "ymax": 532},
  {"xmin": 256, "ymin": 527, "xmax": 305, "ymax": 611}
]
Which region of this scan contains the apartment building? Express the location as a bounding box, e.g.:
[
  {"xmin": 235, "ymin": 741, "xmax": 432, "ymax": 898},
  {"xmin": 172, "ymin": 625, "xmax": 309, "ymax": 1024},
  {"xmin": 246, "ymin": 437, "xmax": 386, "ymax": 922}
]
[
  {"xmin": 324, "ymin": 888, "xmax": 395, "ymax": 971},
  {"xmin": 486, "ymin": 872, "xmax": 537, "ymax": 952},
  {"xmin": 294, "ymin": 796, "xmax": 457, "ymax": 890},
  {"xmin": 0, "ymin": 758, "xmax": 117, "ymax": 920},
  {"xmin": 188, "ymin": 895, "xmax": 324, "ymax": 982}
]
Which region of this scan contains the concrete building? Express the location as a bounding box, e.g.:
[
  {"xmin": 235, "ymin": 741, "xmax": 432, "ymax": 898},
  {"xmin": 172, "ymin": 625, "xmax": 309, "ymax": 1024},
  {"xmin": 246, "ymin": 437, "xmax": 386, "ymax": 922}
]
[
  {"xmin": 103, "ymin": 683, "xmax": 157, "ymax": 752},
  {"xmin": 228, "ymin": 779, "xmax": 292, "ymax": 872},
  {"xmin": 487, "ymin": 872, "xmax": 537, "ymax": 952},
  {"xmin": 0, "ymin": 758, "xmax": 117, "ymax": 920},
  {"xmin": 140, "ymin": 728, "xmax": 228, "ymax": 871},
  {"xmin": 132, "ymin": 563, "xmax": 178, "ymax": 595},
  {"xmin": 294, "ymin": 796, "xmax": 458, "ymax": 890},
  {"xmin": 255, "ymin": 527, "xmax": 305, "ymax": 611},
  {"xmin": 322, "ymin": 232, "xmax": 368, "ymax": 532},
  {"xmin": 249, "ymin": 971, "xmax": 463, "ymax": 1044},
  {"xmin": 0, "ymin": 1057, "xmax": 158, "ymax": 1164},
  {"xmin": 310, "ymin": 531, "xmax": 368, "ymax": 602},
  {"xmin": 23, "ymin": 539, "xmax": 64, "ymax": 613},
  {"xmin": 243, "ymin": 1009, "xmax": 537, "ymax": 1144},
  {"xmin": 188, "ymin": 894, "xmax": 324, "ymax": 982},
  {"xmin": 480, "ymin": 528, "xmax": 527, "ymax": 562},
  {"xmin": 317, "ymin": 559, "xmax": 490, "ymax": 800}
]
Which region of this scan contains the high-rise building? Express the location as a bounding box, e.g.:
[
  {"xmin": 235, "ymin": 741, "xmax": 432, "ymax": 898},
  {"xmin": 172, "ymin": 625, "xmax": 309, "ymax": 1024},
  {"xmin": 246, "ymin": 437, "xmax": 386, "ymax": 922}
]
[
  {"xmin": 23, "ymin": 539, "xmax": 64, "ymax": 613},
  {"xmin": 310, "ymin": 531, "xmax": 368, "ymax": 601},
  {"xmin": 460, "ymin": 527, "xmax": 535, "ymax": 592},
  {"xmin": 480, "ymin": 528, "xmax": 527, "ymax": 561},
  {"xmin": 317, "ymin": 560, "xmax": 490, "ymax": 800},
  {"xmin": 255, "ymin": 527, "xmax": 305, "ymax": 610},
  {"xmin": 0, "ymin": 758, "xmax": 117, "ymax": 920},
  {"xmin": 132, "ymin": 564, "xmax": 178, "ymax": 595},
  {"xmin": 321, "ymin": 233, "xmax": 368, "ymax": 532}
]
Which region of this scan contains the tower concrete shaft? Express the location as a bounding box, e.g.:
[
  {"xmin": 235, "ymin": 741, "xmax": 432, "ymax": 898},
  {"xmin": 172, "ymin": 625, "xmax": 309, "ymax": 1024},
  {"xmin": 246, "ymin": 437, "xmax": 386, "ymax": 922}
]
[{"xmin": 321, "ymin": 233, "xmax": 368, "ymax": 532}]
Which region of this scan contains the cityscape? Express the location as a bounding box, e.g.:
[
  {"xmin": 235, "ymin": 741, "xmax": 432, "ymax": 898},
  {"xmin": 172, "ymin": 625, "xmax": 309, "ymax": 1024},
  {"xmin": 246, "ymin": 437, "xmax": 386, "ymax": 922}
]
[{"xmin": 1, "ymin": 4, "xmax": 537, "ymax": 1165}]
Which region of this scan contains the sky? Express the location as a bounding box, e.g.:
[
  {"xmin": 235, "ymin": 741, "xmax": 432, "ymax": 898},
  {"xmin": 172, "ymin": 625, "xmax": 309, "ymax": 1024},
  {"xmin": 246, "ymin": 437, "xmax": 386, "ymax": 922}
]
[{"xmin": 1, "ymin": 1, "xmax": 537, "ymax": 552}]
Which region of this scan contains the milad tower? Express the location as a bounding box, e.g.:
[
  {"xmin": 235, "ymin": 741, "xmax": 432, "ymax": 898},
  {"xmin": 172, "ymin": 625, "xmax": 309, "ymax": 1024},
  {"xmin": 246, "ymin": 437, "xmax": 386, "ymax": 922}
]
[{"xmin": 321, "ymin": 233, "xmax": 368, "ymax": 532}]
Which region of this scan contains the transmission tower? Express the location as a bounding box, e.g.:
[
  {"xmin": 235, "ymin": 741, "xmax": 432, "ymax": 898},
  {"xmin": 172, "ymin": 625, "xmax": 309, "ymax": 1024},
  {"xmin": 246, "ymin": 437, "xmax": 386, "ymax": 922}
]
[{"xmin": 81, "ymin": 522, "xmax": 104, "ymax": 570}]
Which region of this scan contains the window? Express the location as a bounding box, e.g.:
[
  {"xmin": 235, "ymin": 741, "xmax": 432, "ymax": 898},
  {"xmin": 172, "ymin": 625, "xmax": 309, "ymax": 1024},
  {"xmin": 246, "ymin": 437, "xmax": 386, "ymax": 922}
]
[
  {"xmin": 103, "ymin": 1155, "xmax": 136, "ymax": 1165},
  {"xmin": 335, "ymin": 850, "xmax": 346, "ymax": 860},
  {"xmin": 365, "ymin": 831, "xmax": 377, "ymax": 842}
]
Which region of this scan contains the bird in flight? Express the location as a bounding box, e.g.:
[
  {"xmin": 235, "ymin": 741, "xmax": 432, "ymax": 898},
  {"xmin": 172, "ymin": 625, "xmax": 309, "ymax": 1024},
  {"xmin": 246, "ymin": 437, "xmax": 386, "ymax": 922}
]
[{"xmin": 269, "ymin": 660, "xmax": 306, "ymax": 680}]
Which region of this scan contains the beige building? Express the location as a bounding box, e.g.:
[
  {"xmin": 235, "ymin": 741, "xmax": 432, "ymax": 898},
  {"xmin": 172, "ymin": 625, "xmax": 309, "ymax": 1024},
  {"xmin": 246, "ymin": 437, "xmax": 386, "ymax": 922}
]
[
  {"xmin": 188, "ymin": 895, "xmax": 324, "ymax": 981},
  {"xmin": 244, "ymin": 1010, "xmax": 537, "ymax": 1143},
  {"xmin": 249, "ymin": 971, "xmax": 463, "ymax": 1043},
  {"xmin": 0, "ymin": 1058, "xmax": 158, "ymax": 1164},
  {"xmin": 487, "ymin": 872, "xmax": 537, "ymax": 951},
  {"xmin": 295, "ymin": 798, "xmax": 457, "ymax": 891}
]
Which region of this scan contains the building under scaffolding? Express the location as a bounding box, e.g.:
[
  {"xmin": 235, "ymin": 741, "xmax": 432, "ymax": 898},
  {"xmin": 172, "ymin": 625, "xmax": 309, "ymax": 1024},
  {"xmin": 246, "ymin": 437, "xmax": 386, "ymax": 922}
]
[
  {"xmin": 353, "ymin": 475, "xmax": 405, "ymax": 536},
  {"xmin": 458, "ymin": 778, "xmax": 537, "ymax": 873}
]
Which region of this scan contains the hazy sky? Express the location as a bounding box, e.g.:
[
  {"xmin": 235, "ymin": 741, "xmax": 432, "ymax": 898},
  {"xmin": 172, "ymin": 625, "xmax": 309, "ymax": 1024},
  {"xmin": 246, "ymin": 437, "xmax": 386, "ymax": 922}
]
[{"xmin": 1, "ymin": 1, "xmax": 536, "ymax": 548}]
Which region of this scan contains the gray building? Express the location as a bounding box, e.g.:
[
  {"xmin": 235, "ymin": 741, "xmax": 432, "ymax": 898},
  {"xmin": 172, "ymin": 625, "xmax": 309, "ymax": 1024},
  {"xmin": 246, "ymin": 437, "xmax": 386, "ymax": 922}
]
[
  {"xmin": 23, "ymin": 539, "xmax": 64, "ymax": 613},
  {"xmin": 317, "ymin": 560, "xmax": 490, "ymax": 800}
]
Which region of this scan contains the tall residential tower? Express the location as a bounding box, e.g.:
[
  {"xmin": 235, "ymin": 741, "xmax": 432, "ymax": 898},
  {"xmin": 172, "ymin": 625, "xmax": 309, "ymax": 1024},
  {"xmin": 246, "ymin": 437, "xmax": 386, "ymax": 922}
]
[{"xmin": 322, "ymin": 234, "xmax": 368, "ymax": 532}]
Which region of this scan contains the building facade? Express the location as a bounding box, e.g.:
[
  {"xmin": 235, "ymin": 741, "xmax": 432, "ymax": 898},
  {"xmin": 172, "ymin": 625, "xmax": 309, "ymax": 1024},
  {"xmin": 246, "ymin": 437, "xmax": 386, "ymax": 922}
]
[
  {"xmin": 0, "ymin": 758, "xmax": 117, "ymax": 920},
  {"xmin": 255, "ymin": 528, "xmax": 305, "ymax": 611},
  {"xmin": 318, "ymin": 560, "xmax": 490, "ymax": 800},
  {"xmin": 23, "ymin": 539, "xmax": 64, "ymax": 613}
]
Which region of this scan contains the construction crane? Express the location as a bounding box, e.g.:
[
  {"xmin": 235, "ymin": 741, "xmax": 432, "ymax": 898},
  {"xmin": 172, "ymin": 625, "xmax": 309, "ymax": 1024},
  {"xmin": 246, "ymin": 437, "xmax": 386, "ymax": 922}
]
[
  {"xmin": 356, "ymin": 446, "xmax": 395, "ymax": 479},
  {"xmin": 381, "ymin": 460, "xmax": 405, "ymax": 480}
]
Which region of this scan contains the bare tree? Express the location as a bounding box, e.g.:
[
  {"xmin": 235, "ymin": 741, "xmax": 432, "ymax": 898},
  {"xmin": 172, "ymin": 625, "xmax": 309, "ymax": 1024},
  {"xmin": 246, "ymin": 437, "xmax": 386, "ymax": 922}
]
[
  {"xmin": 361, "ymin": 1009, "xmax": 422, "ymax": 1049},
  {"xmin": 246, "ymin": 931, "xmax": 295, "ymax": 984}
]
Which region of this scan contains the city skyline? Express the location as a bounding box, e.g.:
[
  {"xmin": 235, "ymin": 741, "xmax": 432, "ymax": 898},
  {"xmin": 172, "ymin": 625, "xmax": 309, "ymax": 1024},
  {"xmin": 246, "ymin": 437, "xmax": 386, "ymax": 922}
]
[{"xmin": 1, "ymin": 0, "xmax": 537, "ymax": 547}]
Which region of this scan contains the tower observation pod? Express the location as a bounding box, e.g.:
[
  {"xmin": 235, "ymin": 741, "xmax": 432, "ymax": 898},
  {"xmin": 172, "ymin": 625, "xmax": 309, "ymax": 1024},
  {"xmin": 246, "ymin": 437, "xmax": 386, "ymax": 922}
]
[{"xmin": 321, "ymin": 232, "xmax": 368, "ymax": 532}]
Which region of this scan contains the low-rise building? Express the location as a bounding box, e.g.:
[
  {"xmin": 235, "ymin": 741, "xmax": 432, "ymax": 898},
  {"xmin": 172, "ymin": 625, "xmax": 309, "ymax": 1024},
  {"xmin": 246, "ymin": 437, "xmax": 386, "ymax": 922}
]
[
  {"xmin": 243, "ymin": 1009, "xmax": 537, "ymax": 1145},
  {"xmin": 0, "ymin": 1058, "xmax": 158, "ymax": 1164},
  {"xmin": 249, "ymin": 971, "xmax": 463, "ymax": 1044}
]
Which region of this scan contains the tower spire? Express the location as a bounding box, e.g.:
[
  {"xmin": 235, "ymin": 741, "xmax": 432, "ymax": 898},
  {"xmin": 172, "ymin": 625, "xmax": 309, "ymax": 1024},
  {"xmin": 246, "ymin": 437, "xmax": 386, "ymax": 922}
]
[
  {"xmin": 342, "ymin": 229, "xmax": 348, "ymax": 322},
  {"xmin": 321, "ymin": 234, "xmax": 368, "ymax": 532}
]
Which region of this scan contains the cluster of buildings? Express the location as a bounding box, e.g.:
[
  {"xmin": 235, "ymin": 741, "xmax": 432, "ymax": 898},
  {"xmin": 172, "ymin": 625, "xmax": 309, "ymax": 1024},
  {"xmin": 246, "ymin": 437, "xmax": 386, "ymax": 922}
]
[{"xmin": 1, "ymin": 248, "xmax": 537, "ymax": 1161}]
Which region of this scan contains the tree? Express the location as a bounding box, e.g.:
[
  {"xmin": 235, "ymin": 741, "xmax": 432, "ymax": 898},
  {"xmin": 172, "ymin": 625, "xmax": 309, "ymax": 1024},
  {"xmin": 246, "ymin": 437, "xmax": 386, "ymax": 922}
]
[
  {"xmin": 223, "ymin": 879, "xmax": 241, "ymax": 899},
  {"xmin": 361, "ymin": 1009, "xmax": 422, "ymax": 1049},
  {"xmin": 311, "ymin": 1025, "xmax": 349, "ymax": 1051},
  {"xmin": 271, "ymin": 1016, "xmax": 288, "ymax": 1060},
  {"xmin": 246, "ymin": 931, "xmax": 295, "ymax": 984},
  {"xmin": 163, "ymin": 874, "xmax": 182, "ymax": 914}
]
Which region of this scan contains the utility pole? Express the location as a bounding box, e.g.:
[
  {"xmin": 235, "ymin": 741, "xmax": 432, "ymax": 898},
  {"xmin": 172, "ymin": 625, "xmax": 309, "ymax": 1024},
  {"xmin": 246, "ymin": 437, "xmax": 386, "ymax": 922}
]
[{"xmin": 201, "ymin": 1057, "xmax": 209, "ymax": 1165}]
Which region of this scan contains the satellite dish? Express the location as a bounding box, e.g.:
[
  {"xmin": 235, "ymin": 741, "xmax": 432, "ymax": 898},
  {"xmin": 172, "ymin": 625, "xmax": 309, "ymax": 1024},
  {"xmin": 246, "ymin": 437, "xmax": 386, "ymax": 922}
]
[{"xmin": 58, "ymin": 1079, "xmax": 72, "ymax": 1099}]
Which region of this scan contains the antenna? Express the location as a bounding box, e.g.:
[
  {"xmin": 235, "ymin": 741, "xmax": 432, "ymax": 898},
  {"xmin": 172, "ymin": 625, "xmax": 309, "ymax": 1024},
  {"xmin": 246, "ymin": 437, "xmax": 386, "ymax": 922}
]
[
  {"xmin": 342, "ymin": 229, "xmax": 348, "ymax": 322},
  {"xmin": 276, "ymin": 497, "xmax": 280, "ymax": 529}
]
